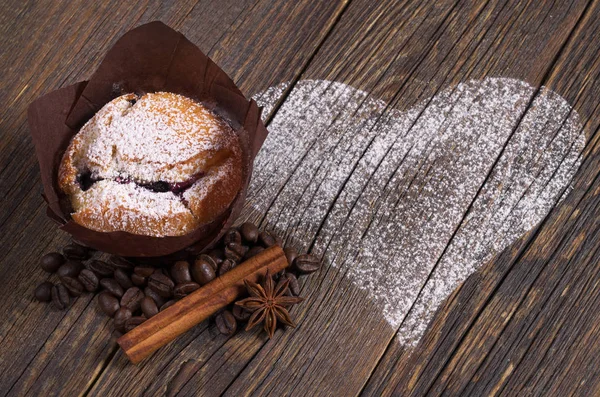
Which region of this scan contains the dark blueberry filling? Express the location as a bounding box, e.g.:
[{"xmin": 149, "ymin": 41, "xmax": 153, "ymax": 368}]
[
  {"xmin": 76, "ymin": 171, "xmax": 205, "ymax": 197},
  {"xmin": 76, "ymin": 170, "xmax": 103, "ymax": 191},
  {"xmin": 139, "ymin": 181, "xmax": 170, "ymax": 193}
]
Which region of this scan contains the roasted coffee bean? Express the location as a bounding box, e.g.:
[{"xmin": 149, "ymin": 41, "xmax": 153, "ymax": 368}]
[
  {"xmin": 134, "ymin": 265, "xmax": 155, "ymax": 278},
  {"xmin": 239, "ymin": 222, "xmax": 259, "ymax": 243},
  {"xmin": 197, "ymin": 254, "xmax": 218, "ymax": 271},
  {"xmin": 207, "ymin": 249, "xmax": 224, "ymax": 263},
  {"xmin": 78, "ymin": 269, "xmax": 99, "ymax": 292},
  {"xmin": 100, "ymin": 278, "xmax": 124, "ymax": 298},
  {"xmin": 87, "ymin": 260, "xmax": 113, "ymax": 277},
  {"xmin": 109, "ymin": 255, "xmax": 134, "ymax": 271},
  {"xmin": 148, "ymin": 273, "xmax": 174, "ymax": 298},
  {"xmin": 131, "ymin": 273, "xmax": 147, "ymax": 287},
  {"xmin": 113, "ymin": 269, "xmax": 133, "ymax": 289},
  {"xmin": 153, "ymin": 267, "xmax": 170, "ymax": 277},
  {"xmin": 125, "ymin": 316, "xmax": 146, "ymax": 332},
  {"xmin": 51, "ymin": 284, "xmax": 70, "ymax": 310},
  {"xmin": 62, "ymin": 243, "xmax": 89, "ymax": 260},
  {"xmin": 281, "ymin": 272, "xmax": 300, "ymax": 296},
  {"xmin": 140, "ymin": 296, "xmax": 159, "ymax": 318},
  {"xmin": 293, "ymin": 254, "xmax": 321, "ymax": 274},
  {"xmin": 171, "ymin": 261, "xmax": 192, "ymax": 284},
  {"xmin": 174, "ymin": 282, "xmax": 200, "ymax": 299},
  {"xmin": 215, "ymin": 310, "xmax": 237, "ymax": 336},
  {"xmin": 191, "ymin": 258, "xmax": 216, "ymax": 285},
  {"xmin": 232, "ymin": 304, "xmax": 251, "ymax": 321},
  {"xmin": 144, "ymin": 287, "xmax": 166, "ymax": 308},
  {"xmin": 244, "ymin": 246, "xmax": 264, "ymax": 260},
  {"xmin": 275, "ymin": 234, "xmax": 283, "ymax": 246},
  {"xmin": 283, "ymin": 247, "xmax": 298, "ymax": 266},
  {"xmin": 224, "ymin": 243, "xmax": 247, "ymax": 262},
  {"xmin": 113, "ymin": 307, "xmax": 132, "ymax": 332},
  {"xmin": 223, "ymin": 228, "xmax": 242, "ymax": 245},
  {"xmin": 40, "ymin": 252, "xmax": 65, "ymax": 273},
  {"xmin": 34, "ymin": 281, "xmax": 53, "ymax": 302},
  {"xmin": 87, "ymin": 259, "xmax": 115, "ymax": 277},
  {"xmin": 60, "ymin": 276, "xmax": 84, "ymax": 296},
  {"xmin": 259, "ymin": 231, "xmax": 276, "ymax": 247},
  {"xmin": 121, "ymin": 287, "xmax": 144, "ymax": 312},
  {"xmin": 98, "ymin": 291, "xmax": 120, "ymax": 317},
  {"xmin": 57, "ymin": 260, "xmax": 84, "ymax": 278},
  {"xmin": 218, "ymin": 259, "xmax": 235, "ymax": 276},
  {"xmin": 160, "ymin": 300, "xmax": 176, "ymax": 311}
]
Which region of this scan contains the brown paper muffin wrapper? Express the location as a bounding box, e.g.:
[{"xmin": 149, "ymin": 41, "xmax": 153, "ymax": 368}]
[{"xmin": 28, "ymin": 21, "xmax": 268, "ymax": 257}]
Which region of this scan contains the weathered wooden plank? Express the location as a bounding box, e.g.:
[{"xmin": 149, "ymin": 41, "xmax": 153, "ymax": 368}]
[{"xmin": 363, "ymin": 1, "xmax": 600, "ymax": 395}]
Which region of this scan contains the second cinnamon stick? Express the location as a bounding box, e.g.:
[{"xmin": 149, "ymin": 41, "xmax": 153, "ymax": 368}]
[{"xmin": 118, "ymin": 245, "xmax": 288, "ymax": 363}]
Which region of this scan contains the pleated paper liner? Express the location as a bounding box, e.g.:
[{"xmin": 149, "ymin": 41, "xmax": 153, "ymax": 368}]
[{"xmin": 28, "ymin": 21, "xmax": 268, "ymax": 257}]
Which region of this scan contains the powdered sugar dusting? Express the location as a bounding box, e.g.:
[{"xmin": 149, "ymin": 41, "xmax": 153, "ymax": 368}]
[
  {"xmin": 75, "ymin": 92, "xmax": 234, "ymax": 182},
  {"xmin": 251, "ymin": 78, "xmax": 585, "ymax": 346}
]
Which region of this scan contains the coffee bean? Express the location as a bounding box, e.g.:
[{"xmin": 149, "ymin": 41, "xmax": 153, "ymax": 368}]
[
  {"xmin": 224, "ymin": 243, "xmax": 247, "ymax": 262},
  {"xmin": 113, "ymin": 269, "xmax": 133, "ymax": 290},
  {"xmin": 259, "ymin": 231, "xmax": 276, "ymax": 247},
  {"xmin": 244, "ymin": 246, "xmax": 264, "ymax": 260},
  {"xmin": 88, "ymin": 260, "xmax": 113, "ymax": 277},
  {"xmin": 283, "ymin": 247, "xmax": 298, "ymax": 266},
  {"xmin": 191, "ymin": 258, "xmax": 216, "ymax": 285},
  {"xmin": 218, "ymin": 259, "xmax": 235, "ymax": 276},
  {"xmin": 51, "ymin": 284, "xmax": 70, "ymax": 310},
  {"xmin": 125, "ymin": 316, "xmax": 146, "ymax": 332},
  {"xmin": 113, "ymin": 307, "xmax": 132, "ymax": 332},
  {"xmin": 207, "ymin": 249, "xmax": 224, "ymax": 265},
  {"xmin": 57, "ymin": 260, "xmax": 83, "ymax": 278},
  {"xmin": 215, "ymin": 310, "xmax": 237, "ymax": 336},
  {"xmin": 131, "ymin": 273, "xmax": 147, "ymax": 287},
  {"xmin": 281, "ymin": 272, "xmax": 300, "ymax": 296},
  {"xmin": 148, "ymin": 273, "xmax": 174, "ymax": 298},
  {"xmin": 160, "ymin": 300, "xmax": 176, "ymax": 311},
  {"xmin": 62, "ymin": 243, "xmax": 89, "ymax": 260},
  {"xmin": 120, "ymin": 287, "xmax": 144, "ymax": 312},
  {"xmin": 171, "ymin": 261, "xmax": 192, "ymax": 284},
  {"xmin": 173, "ymin": 282, "xmax": 200, "ymax": 299},
  {"xmin": 239, "ymin": 222, "xmax": 259, "ymax": 243},
  {"xmin": 275, "ymin": 234, "xmax": 283, "ymax": 246},
  {"xmin": 140, "ymin": 296, "xmax": 159, "ymax": 318},
  {"xmin": 134, "ymin": 265, "xmax": 155, "ymax": 278},
  {"xmin": 60, "ymin": 276, "xmax": 84, "ymax": 296},
  {"xmin": 153, "ymin": 267, "xmax": 170, "ymax": 277},
  {"xmin": 78, "ymin": 269, "xmax": 99, "ymax": 292},
  {"xmin": 34, "ymin": 281, "xmax": 53, "ymax": 302},
  {"xmin": 40, "ymin": 252, "xmax": 65, "ymax": 273},
  {"xmin": 109, "ymin": 255, "xmax": 134, "ymax": 271},
  {"xmin": 223, "ymin": 228, "xmax": 242, "ymax": 245},
  {"xmin": 197, "ymin": 254, "xmax": 217, "ymax": 271},
  {"xmin": 100, "ymin": 278, "xmax": 124, "ymax": 298},
  {"xmin": 293, "ymin": 254, "xmax": 321, "ymax": 274},
  {"xmin": 98, "ymin": 291, "xmax": 120, "ymax": 317},
  {"xmin": 144, "ymin": 287, "xmax": 166, "ymax": 308},
  {"xmin": 232, "ymin": 305, "xmax": 251, "ymax": 321}
]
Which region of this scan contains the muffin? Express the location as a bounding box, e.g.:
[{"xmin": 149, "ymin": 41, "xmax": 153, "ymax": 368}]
[{"xmin": 58, "ymin": 92, "xmax": 243, "ymax": 237}]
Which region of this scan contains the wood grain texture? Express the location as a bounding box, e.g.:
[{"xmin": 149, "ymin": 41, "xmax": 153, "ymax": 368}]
[{"xmin": 1, "ymin": 0, "xmax": 600, "ymax": 396}]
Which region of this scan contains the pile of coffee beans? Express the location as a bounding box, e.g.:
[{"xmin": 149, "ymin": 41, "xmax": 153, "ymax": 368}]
[{"xmin": 34, "ymin": 222, "xmax": 320, "ymax": 336}]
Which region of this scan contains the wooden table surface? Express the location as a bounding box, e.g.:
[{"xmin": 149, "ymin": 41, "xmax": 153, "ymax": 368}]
[{"xmin": 2, "ymin": 0, "xmax": 600, "ymax": 396}]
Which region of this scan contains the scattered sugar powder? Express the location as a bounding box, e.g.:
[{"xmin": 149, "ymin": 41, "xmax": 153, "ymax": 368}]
[
  {"xmin": 76, "ymin": 92, "xmax": 233, "ymax": 183},
  {"xmin": 251, "ymin": 78, "xmax": 585, "ymax": 346}
]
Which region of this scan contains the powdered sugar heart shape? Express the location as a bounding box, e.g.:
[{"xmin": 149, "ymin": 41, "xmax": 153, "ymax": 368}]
[{"xmin": 249, "ymin": 78, "xmax": 585, "ymax": 346}]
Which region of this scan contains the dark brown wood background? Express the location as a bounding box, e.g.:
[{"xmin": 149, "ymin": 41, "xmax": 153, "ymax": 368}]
[{"xmin": 1, "ymin": 0, "xmax": 600, "ymax": 396}]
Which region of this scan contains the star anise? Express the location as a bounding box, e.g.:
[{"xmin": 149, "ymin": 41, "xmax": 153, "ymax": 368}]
[{"xmin": 235, "ymin": 270, "xmax": 304, "ymax": 338}]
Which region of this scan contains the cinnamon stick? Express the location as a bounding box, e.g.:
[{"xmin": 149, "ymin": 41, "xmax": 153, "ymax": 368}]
[{"xmin": 117, "ymin": 245, "xmax": 288, "ymax": 364}]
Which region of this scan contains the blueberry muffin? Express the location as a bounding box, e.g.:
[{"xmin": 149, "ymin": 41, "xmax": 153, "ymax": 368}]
[{"xmin": 58, "ymin": 92, "xmax": 242, "ymax": 237}]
